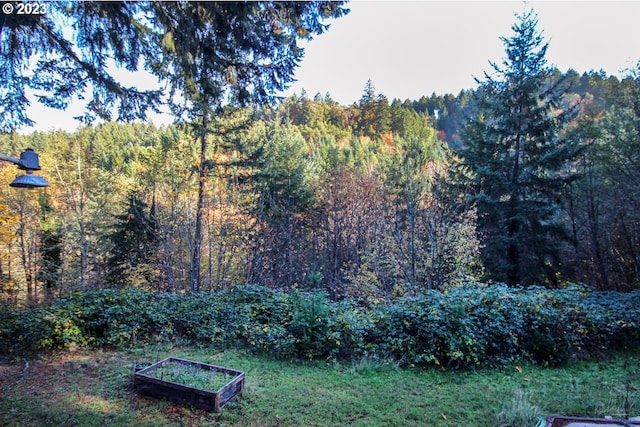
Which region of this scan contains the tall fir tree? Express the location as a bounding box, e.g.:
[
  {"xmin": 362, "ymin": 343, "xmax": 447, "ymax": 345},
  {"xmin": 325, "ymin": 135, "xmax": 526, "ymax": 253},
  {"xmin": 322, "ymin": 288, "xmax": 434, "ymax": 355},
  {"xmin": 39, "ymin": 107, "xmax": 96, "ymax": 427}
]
[
  {"xmin": 459, "ymin": 9, "xmax": 581, "ymax": 286},
  {"xmin": 106, "ymin": 194, "xmax": 158, "ymax": 287},
  {"xmin": 356, "ymin": 79, "xmax": 391, "ymax": 138},
  {"xmin": 147, "ymin": 1, "xmax": 347, "ymax": 291},
  {"xmin": 37, "ymin": 194, "xmax": 62, "ymax": 301}
]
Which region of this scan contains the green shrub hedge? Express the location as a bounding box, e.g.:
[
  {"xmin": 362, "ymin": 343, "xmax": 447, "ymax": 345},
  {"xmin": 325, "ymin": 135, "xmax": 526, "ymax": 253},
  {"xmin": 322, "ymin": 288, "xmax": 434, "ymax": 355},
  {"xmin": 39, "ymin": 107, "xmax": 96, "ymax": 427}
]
[{"xmin": 1, "ymin": 283, "xmax": 639, "ymax": 368}]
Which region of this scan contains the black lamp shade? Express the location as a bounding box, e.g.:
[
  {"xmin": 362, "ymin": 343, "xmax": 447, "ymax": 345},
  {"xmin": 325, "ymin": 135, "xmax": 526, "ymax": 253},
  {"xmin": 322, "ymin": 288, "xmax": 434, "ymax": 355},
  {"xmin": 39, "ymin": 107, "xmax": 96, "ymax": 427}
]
[
  {"xmin": 17, "ymin": 148, "xmax": 41, "ymax": 171},
  {"xmin": 10, "ymin": 174, "xmax": 49, "ymax": 188}
]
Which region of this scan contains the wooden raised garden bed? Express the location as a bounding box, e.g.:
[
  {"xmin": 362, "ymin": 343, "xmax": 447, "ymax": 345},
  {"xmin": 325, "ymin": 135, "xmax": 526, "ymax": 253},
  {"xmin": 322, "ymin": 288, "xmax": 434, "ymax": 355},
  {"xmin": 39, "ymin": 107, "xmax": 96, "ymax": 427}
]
[
  {"xmin": 546, "ymin": 416, "xmax": 640, "ymax": 427},
  {"xmin": 134, "ymin": 357, "xmax": 244, "ymax": 412}
]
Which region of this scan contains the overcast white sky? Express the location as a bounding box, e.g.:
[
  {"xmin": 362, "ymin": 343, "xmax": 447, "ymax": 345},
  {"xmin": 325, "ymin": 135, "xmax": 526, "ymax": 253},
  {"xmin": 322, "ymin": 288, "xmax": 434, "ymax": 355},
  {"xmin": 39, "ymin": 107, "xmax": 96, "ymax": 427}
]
[
  {"xmin": 283, "ymin": 0, "xmax": 640, "ymax": 103},
  {"xmin": 25, "ymin": 0, "xmax": 640, "ymax": 133}
]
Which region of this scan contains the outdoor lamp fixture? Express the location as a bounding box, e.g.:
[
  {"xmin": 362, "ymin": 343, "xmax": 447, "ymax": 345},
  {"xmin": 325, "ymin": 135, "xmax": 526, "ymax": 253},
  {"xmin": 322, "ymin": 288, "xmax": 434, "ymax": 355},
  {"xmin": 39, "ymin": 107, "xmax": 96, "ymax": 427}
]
[{"xmin": 0, "ymin": 148, "xmax": 49, "ymax": 188}]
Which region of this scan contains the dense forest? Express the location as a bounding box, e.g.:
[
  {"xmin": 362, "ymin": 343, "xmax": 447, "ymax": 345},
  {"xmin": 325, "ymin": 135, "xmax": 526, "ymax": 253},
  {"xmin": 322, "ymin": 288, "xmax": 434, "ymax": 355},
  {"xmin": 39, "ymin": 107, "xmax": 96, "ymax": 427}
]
[
  {"xmin": 2, "ymin": 64, "xmax": 639, "ymax": 307},
  {"xmin": 1, "ymin": 5, "xmax": 640, "ymax": 310}
]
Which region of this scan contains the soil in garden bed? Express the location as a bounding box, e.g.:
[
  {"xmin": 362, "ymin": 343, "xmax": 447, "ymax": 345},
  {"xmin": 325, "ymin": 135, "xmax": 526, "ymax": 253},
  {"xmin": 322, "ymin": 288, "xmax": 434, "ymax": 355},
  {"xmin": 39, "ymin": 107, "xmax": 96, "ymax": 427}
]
[{"xmin": 147, "ymin": 359, "xmax": 236, "ymax": 392}]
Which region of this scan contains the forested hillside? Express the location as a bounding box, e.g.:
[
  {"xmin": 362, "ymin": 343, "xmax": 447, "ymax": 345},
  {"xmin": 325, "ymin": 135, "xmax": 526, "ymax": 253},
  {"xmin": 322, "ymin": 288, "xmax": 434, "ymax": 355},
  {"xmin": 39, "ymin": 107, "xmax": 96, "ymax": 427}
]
[
  {"xmin": 1, "ymin": 7, "xmax": 640, "ymax": 310},
  {"xmin": 1, "ymin": 63, "xmax": 639, "ymax": 307}
]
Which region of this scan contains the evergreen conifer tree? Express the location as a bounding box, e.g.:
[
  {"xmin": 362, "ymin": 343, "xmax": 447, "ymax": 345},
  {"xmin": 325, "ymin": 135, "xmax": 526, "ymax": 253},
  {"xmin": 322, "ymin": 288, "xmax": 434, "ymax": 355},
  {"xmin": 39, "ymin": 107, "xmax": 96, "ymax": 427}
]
[
  {"xmin": 459, "ymin": 9, "xmax": 581, "ymax": 286},
  {"xmin": 106, "ymin": 194, "xmax": 158, "ymax": 287},
  {"xmin": 147, "ymin": 2, "xmax": 347, "ymax": 291}
]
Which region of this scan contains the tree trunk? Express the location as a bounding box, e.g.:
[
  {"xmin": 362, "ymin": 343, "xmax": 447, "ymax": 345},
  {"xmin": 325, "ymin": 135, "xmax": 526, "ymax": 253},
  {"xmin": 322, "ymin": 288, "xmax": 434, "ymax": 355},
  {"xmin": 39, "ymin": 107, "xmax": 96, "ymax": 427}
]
[
  {"xmin": 190, "ymin": 127, "xmax": 208, "ymax": 292},
  {"xmin": 586, "ymin": 183, "xmax": 609, "ymax": 290},
  {"xmin": 408, "ymin": 203, "xmax": 417, "ymax": 290},
  {"xmin": 18, "ymin": 209, "xmax": 34, "ymax": 306},
  {"xmin": 508, "ymin": 135, "xmax": 522, "ymax": 286}
]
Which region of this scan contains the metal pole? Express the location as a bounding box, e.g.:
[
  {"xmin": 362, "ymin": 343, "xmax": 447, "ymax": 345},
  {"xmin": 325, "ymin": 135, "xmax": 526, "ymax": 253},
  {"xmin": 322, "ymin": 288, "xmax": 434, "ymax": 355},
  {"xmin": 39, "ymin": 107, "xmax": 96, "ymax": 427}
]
[{"xmin": 0, "ymin": 153, "xmax": 21, "ymax": 166}]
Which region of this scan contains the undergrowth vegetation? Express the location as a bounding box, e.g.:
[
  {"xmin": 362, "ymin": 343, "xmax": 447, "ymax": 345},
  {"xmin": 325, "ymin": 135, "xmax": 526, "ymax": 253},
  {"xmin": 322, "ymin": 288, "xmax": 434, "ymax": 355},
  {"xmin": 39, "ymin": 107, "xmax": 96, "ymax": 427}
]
[{"xmin": 2, "ymin": 284, "xmax": 639, "ymax": 369}]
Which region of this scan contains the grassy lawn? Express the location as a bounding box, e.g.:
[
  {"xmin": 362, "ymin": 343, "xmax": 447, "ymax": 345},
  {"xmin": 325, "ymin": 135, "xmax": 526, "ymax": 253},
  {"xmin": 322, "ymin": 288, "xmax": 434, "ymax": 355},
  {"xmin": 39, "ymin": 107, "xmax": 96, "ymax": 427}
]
[{"xmin": 1, "ymin": 345, "xmax": 638, "ymax": 426}]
